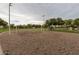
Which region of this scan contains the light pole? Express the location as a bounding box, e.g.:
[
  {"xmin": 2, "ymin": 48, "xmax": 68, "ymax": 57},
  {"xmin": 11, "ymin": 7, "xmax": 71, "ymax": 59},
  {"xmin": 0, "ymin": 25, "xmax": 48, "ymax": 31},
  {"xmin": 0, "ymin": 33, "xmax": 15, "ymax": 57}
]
[
  {"xmin": 14, "ymin": 20, "xmax": 19, "ymax": 33},
  {"xmin": 9, "ymin": 3, "xmax": 12, "ymax": 35},
  {"xmin": 41, "ymin": 15, "xmax": 45, "ymax": 31}
]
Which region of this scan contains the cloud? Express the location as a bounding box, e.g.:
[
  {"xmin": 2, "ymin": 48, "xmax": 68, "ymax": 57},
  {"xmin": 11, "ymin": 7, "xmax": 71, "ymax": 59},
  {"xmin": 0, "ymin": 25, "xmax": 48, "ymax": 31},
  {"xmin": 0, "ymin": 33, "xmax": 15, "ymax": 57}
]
[{"xmin": 0, "ymin": 3, "xmax": 79, "ymax": 25}]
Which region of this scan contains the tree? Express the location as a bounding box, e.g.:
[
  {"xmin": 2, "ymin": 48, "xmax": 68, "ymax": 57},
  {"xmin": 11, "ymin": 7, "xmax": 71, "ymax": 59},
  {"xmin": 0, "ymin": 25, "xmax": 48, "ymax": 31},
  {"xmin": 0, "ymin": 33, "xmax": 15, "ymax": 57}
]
[
  {"xmin": 44, "ymin": 18, "xmax": 57, "ymax": 31},
  {"xmin": 27, "ymin": 24, "xmax": 32, "ymax": 28},
  {"xmin": 45, "ymin": 20, "xmax": 50, "ymax": 28},
  {"xmin": 74, "ymin": 18, "xmax": 79, "ymax": 29},
  {"xmin": 56, "ymin": 17, "xmax": 64, "ymax": 26},
  {"xmin": 17, "ymin": 25, "xmax": 24, "ymax": 29},
  {"xmin": 10, "ymin": 24, "xmax": 15, "ymax": 28},
  {"xmin": 32, "ymin": 24, "xmax": 41, "ymax": 28},
  {"xmin": 0, "ymin": 18, "xmax": 8, "ymax": 28},
  {"xmin": 64, "ymin": 19, "xmax": 74, "ymax": 30},
  {"xmin": 50, "ymin": 18, "xmax": 57, "ymax": 26},
  {"xmin": 64, "ymin": 19, "xmax": 73, "ymax": 27}
]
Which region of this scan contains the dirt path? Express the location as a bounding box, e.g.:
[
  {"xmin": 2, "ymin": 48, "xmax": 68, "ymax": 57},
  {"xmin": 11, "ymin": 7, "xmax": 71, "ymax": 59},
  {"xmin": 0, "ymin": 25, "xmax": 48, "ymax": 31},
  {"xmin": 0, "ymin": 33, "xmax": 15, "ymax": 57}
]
[{"xmin": 0, "ymin": 31, "xmax": 79, "ymax": 55}]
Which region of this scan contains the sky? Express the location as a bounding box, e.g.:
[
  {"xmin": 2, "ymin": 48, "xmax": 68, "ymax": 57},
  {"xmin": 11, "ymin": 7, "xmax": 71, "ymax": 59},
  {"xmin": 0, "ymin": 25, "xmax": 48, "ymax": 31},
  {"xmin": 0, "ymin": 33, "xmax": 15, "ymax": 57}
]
[{"xmin": 0, "ymin": 3, "xmax": 79, "ymax": 25}]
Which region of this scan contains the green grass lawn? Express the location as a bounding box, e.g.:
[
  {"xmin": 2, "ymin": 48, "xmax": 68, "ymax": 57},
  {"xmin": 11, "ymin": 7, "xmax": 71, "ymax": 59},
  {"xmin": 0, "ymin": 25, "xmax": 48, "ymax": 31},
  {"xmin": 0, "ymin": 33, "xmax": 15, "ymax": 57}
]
[
  {"xmin": 0, "ymin": 28, "xmax": 79, "ymax": 34},
  {"xmin": 0, "ymin": 28, "xmax": 9, "ymax": 33},
  {"xmin": 53, "ymin": 29, "xmax": 79, "ymax": 33},
  {"xmin": 53, "ymin": 27, "xmax": 79, "ymax": 33},
  {"xmin": 25, "ymin": 28, "xmax": 79, "ymax": 34}
]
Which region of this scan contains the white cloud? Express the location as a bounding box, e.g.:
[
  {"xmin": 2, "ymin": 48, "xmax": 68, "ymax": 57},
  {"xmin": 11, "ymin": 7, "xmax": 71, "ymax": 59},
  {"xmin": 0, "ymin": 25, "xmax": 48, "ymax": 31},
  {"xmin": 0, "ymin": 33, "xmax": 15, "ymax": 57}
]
[{"xmin": 0, "ymin": 3, "xmax": 79, "ymax": 25}]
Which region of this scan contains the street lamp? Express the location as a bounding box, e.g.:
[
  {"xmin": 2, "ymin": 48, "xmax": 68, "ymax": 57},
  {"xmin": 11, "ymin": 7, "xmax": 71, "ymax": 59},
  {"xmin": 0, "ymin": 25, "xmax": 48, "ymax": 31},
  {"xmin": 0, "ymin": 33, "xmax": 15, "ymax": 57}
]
[
  {"xmin": 14, "ymin": 20, "xmax": 19, "ymax": 33},
  {"xmin": 41, "ymin": 15, "xmax": 45, "ymax": 31},
  {"xmin": 9, "ymin": 3, "xmax": 12, "ymax": 35}
]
